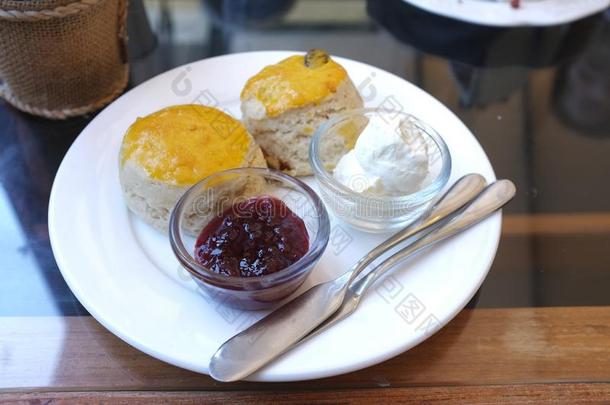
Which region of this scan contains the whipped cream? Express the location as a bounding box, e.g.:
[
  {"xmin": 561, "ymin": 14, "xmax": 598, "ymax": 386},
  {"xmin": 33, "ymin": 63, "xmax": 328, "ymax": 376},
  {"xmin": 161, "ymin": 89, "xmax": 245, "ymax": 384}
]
[{"xmin": 333, "ymin": 116, "xmax": 430, "ymax": 196}]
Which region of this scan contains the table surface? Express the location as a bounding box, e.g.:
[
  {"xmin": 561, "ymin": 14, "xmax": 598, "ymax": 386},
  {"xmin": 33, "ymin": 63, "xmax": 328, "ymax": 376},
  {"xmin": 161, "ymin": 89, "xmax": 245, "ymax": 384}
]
[{"xmin": 1, "ymin": 0, "xmax": 610, "ymax": 403}]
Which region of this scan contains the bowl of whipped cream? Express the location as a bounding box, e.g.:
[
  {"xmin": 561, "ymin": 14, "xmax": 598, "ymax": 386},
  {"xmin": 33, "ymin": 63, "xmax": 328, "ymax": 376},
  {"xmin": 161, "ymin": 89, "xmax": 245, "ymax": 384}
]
[{"xmin": 309, "ymin": 108, "xmax": 451, "ymax": 232}]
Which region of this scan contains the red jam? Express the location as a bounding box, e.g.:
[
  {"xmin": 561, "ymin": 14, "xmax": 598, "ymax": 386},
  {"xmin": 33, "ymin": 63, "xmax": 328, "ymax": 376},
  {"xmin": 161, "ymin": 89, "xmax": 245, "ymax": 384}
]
[{"xmin": 194, "ymin": 196, "xmax": 309, "ymax": 277}]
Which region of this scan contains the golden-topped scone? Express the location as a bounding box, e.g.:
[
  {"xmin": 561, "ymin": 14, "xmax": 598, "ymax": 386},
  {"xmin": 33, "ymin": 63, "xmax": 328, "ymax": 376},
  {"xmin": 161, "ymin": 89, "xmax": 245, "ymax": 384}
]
[
  {"xmin": 119, "ymin": 104, "xmax": 266, "ymax": 231},
  {"xmin": 240, "ymin": 49, "xmax": 363, "ymax": 176}
]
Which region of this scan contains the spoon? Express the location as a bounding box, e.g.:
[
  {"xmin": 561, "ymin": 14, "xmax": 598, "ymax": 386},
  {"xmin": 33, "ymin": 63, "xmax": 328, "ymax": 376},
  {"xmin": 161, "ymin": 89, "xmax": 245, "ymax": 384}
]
[
  {"xmin": 208, "ymin": 174, "xmax": 486, "ymax": 382},
  {"xmin": 301, "ymin": 179, "xmax": 516, "ymax": 343}
]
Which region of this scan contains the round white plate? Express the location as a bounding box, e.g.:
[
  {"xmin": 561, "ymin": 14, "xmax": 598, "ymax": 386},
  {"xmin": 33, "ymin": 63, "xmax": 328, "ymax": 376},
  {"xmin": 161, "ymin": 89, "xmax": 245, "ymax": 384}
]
[
  {"xmin": 49, "ymin": 51, "xmax": 500, "ymax": 382},
  {"xmin": 404, "ymin": 0, "xmax": 609, "ymax": 27}
]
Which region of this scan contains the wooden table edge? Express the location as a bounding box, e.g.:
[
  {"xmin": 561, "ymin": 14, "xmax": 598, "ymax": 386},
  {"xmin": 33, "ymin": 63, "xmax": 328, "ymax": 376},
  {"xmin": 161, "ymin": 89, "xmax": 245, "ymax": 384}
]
[{"xmin": 1, "ymin": 382, "xmax": 610, "ymax": 403}]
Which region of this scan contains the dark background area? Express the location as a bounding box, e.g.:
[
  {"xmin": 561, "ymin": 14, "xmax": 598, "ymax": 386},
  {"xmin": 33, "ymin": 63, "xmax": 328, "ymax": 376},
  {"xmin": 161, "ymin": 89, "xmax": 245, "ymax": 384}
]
[{"xmin": 1, "ymin": 0, "xmax": 609, "ymax": 316}]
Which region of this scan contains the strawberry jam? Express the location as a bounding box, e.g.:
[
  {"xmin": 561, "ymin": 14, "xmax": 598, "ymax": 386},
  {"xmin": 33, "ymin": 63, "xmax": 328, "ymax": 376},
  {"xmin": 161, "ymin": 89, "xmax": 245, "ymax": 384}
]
[{"xmin": 194, "ymin": 196, "xmax": 309, "ymax": 277}]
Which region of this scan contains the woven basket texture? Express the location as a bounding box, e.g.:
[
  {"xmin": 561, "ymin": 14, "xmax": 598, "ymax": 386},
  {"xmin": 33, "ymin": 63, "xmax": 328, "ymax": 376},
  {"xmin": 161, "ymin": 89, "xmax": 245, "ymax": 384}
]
[{"xmin": 0, "ymin": 0, "xmax": 128, "ymax": 119}]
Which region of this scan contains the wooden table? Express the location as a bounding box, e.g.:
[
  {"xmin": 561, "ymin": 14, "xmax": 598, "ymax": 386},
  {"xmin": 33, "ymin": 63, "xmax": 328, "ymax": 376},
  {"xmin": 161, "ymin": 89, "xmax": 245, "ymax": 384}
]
[
  {"xmin": 1, "ymin": 1, "xmax": 610, "ymax": 403},
  {"xmin": 2, "ymin": 304, "xmax": 610, "ymax": 403}
]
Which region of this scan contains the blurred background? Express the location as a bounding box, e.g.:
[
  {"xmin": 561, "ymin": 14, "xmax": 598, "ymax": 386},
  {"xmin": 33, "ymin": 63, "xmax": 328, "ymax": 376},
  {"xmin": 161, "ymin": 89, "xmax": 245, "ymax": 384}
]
[{"xmin": 1, "ymin": 0, "xmax": 609, "ymax": 315}]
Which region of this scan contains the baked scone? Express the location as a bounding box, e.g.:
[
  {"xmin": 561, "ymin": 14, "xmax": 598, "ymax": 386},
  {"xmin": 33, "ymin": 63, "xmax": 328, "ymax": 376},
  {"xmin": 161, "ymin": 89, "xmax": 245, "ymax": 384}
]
[
  {"xmin": 119, "ymin": 104, "xmax": 266, "ymax": 231},
  {"xmin": 240, "ymin": 49, "xmax": 364, "ymax": 176}
]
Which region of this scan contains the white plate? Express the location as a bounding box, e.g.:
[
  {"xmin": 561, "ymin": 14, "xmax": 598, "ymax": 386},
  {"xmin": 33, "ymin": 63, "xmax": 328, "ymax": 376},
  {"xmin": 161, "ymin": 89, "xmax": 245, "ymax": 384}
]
[
  {"xmin": 403, "ymin": 0, "xmax": 609, "ymax": 27},
  {"xmin": 49, "ymin": 51, "xmax": 500, "ymax": 382}
]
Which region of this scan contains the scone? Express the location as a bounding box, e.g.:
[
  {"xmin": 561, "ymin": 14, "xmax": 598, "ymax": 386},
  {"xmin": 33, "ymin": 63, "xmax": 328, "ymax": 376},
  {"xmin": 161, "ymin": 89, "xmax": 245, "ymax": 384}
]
[
  {"xmin": 240, "ymin": 49, "xmax": 364, "ymax": 176},
  {"xmin": 119, "ymin": 104, "xmax": 266, "ymax": 231}
]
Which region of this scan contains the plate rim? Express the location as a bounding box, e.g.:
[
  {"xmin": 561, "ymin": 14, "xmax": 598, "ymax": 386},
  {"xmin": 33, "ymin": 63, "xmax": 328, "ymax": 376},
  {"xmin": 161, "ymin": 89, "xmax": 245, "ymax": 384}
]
[{"xmin": 402, "ymin": 0, "xmax": 610, "ymax": 27}]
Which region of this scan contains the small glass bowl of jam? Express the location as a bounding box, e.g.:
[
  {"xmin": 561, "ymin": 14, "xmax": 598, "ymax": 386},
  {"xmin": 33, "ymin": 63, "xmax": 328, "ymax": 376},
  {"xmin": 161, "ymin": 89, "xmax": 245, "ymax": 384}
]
[{"xmin": 169, "ymin": 168, "xmax": 330, "ymax": 310}]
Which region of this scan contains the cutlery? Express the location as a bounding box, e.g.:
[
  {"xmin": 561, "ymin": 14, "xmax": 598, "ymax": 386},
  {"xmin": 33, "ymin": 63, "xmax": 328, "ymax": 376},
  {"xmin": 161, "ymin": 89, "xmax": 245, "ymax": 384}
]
[
  {"xmin": 302, "ymin": 178, "xmax": 516, "ymax": 343},
  {"xmin": 209, "ymin": 174, "xmax": 486, "ymax": 382}
]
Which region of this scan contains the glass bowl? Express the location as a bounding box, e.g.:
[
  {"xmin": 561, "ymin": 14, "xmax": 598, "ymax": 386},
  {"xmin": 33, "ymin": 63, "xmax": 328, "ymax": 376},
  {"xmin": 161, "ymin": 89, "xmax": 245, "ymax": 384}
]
[
  {"xmin": 310, "ymin": 108, "xmax": 451, "ymax": 232},
  {"xmin": 169, "ymin": 168, "xmax": 330, "ymax": 310}
]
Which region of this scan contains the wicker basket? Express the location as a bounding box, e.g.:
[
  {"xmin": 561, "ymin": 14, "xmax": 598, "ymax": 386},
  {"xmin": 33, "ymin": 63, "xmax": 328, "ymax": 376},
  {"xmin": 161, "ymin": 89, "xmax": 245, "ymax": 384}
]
[{"xmin": 0, "ymin": 0, "xmax": 128, "ymax": 119}]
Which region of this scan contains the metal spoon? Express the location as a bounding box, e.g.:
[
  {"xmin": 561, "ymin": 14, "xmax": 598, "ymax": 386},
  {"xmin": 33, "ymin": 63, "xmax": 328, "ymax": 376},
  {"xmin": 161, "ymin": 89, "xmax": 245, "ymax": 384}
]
[{"xmin": 208, "ymin": 174, "xmax": 486, "ymax": 382}]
